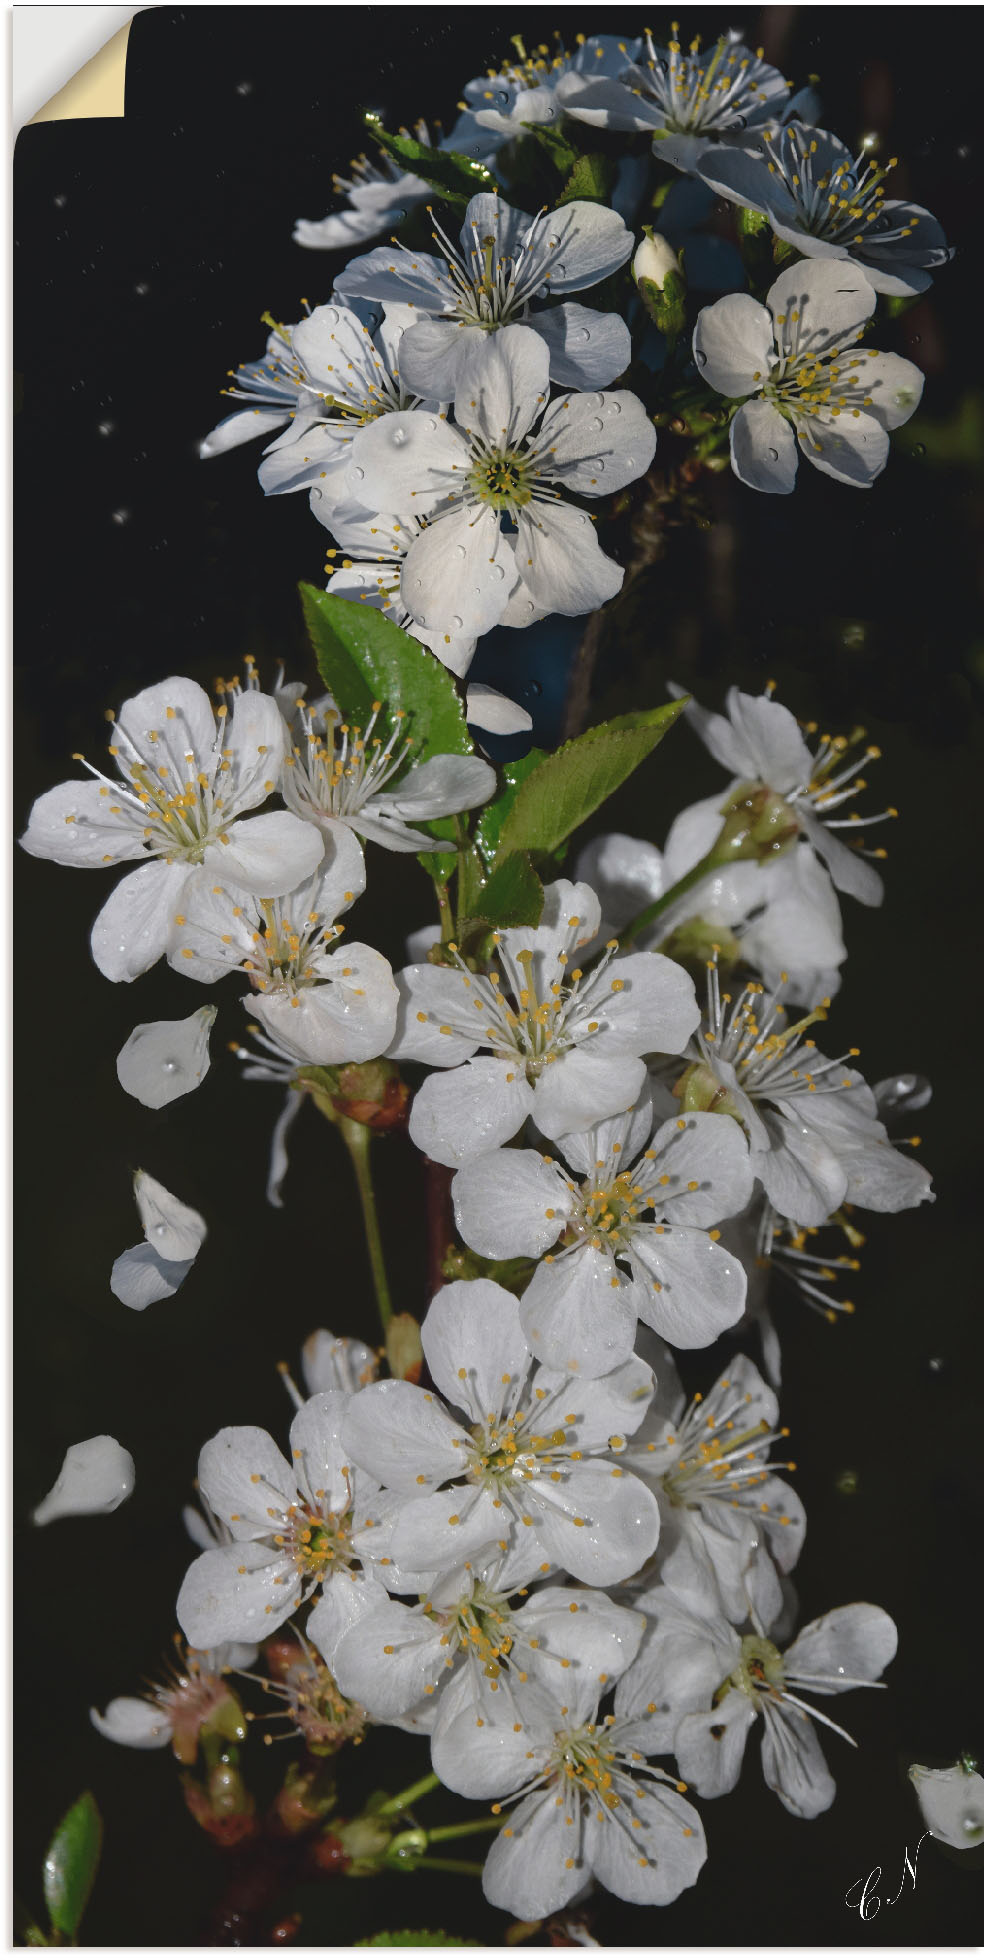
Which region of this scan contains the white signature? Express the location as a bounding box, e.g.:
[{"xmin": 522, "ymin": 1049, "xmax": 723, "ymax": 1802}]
[{"xmin": 845, "ymin": 1832, "xmax": 931, "ymax": 1921}]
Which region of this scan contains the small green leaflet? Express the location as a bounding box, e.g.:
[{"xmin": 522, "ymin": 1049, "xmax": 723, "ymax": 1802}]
[
  {"xmin": 42, "ymin": 1791, "xmax": 102, "ymax": 1942},
  {"xmin": 463, "ymin": 851, "xmax": 544, "ymax": 937},
  {"xmin": 363, "ymin": 117, "xmax": 497, "ymax": 208},
  {"xmin": 356, "ymin": 1935, "xmax": 478, "ymax": 1948},
  {"xmin": 492, "ymin": 701, "xmax": 687, "ymax": 864},
  {"xmin": 300, "ymin": 586, "xmax": 473, "ymax": 763},
  {"xmin": 474, "ymin": 750, "xmax": 549, "ymax": 866},
  {"xmin": 519, "ymin": 120, "xmax": 579, "ymax": 175},
  {"xmin": 556, "ymin": 152, "xmax": 616, "ymax": 206}
]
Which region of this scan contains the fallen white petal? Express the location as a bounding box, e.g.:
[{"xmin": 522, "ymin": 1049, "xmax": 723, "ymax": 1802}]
[{"xmin": 33, "ymin": 1436, "xmax": 135, "ymax": 1525}]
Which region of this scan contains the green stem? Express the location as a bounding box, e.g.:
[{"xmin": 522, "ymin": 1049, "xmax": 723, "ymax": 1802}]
[
  {"xmin": 620, "ymin": 846, "xmax": 727, "ymax": 946},
  {"xmin": 416, "ymin": 1857, "xmax": 486, "ymax": 1877},
  {"xmin": 433, "ymin": 874, "xmax": 455, "ymax": 945},
  {"xmin": 376, "ymin": 1772, "xmax": 440, "ymax": 1818},
  {"xmin": 426, "ymin": 1817, "xmax": 502, "ymax": 1845},
  {"xmin": 338, "ymin": 1118, "xmax": 393, "ymax": 1332}
]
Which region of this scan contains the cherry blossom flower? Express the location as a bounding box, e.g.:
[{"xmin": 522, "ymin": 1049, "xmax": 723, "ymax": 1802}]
[
  {"xmin": 576, "ymin": 828, "xmax": 846, "ymax": 1007},
  {"xmin": 293, "ymin": 131, "xmax": 436, "ymax": 252},
  {"xmin": 175, "ymin": 1392, "xmax": 395, "ymax": 1648},
  {"xmin": 451, "ymin": 1096, "xmax": 752, "ymax": 1375},
  {"xmin": 167, "ymin": 849, "xmax": 399, "ymax": 1066},
  {"xmin": 697, "ymin": 125, "xmax": 952, "ymax": 297},
  {"xmin": 116, "ymin": 1005, "xmax": 216, "ymax": 1108},
  {"xmin": 448, "ymin": 36, "xmax": 643, "ymax": 159},
  {"xmin": 337, "ymin": 193, "xmax": 634, "ymax": 399},
  {"xmin": 341, "ymin": 1279, "xmax": 662, "ymax": 1588},
  {"xmin": 430, "ymin": 1662, "xmax": 706, "ymax": 1916},
  {"xmin": 675, "ymin": 965, "xmax": 934, "ymax": 1226},
  {"xmin": 643, "ymin": 1587, "xmax": 898, "ymax": 1819},
  {"xmin": 90, "ymin": 1641, "xmax": 253, "ymax": 1762},
  {"xmin": 675, "ymin": 682, "xmax": 899, "ymax": 906},
  {"xmin": 33, "ymin": 1436, "xmax": 135, "ymax": 1525},
  {"xmin": 201, "ymin": 303, "xmax": 430, "ymax": 498},
  {"xmin": 110, "ymin": 1170, "xmax": 208, "ymax": 1312},
  {"xmin": 909, "ymin": 1761, "xmax": 984, "ymax": 1850},
  {"xmin": 624, "ymin": 1349, "xmax": 806, "ymax": 1627},
  {"xmin": 20, "ymin": 678, "xmax": 323, "ymax": 982},
  {"xmin": 389, "ymin": 879, "xmax": 699, "ymax": 1167},
  {"xmin": 693, "ymin": 259, "xmax": 924, "ymax": 492},
  {"xmin": 557, "ymin": 28, "xmax": 793, "ymax": 175},
  {"xmin": 338, "ymin": 326, "xmax": 656, "ymax": 639},
  {"xmin": 282, "ymin": 697, "xmax": 496, "ymax": 853}
]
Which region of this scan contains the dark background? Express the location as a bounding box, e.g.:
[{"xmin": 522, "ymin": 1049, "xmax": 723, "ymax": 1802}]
[{"xmin": 13, "ymin": 6, "xmax": 982, "ymax": 1946}]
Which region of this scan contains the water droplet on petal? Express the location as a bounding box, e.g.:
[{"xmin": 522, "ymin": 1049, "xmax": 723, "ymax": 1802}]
[
  {"xmin": 591, "ymin": 457, "xmax": 605, "ymax": 471},
  {"xmin": 492, "ymin": 564, "xmax": 505, "ymax": 581},
  {"xmin": 161, "ymin": 1059, "xmax": 178, "ymax": 1074},
  {"xmin": 577, "ymin": 328, "xmax": 591, "ymax": 344},
  {"xmin": 352, "ymin": 466, "xmax": 365, "ymax": 481},
  {"xmin": 768, "ymin": 447, "xmax": 779, "ymax": 461},
  {"xmin": 591, "ymin": 393, "xmax": 605, "ymax": 410},
  {"xmin": 452, "ymin": 614, "xmax": 464, "ymax": 629},
  {"xmin": 697, "ymin": 350, "xmax": 708, "ymax": 366},
  {"xmin": 391, "ymin": 426, "xmax": 409, "ymax": 448},
  {"xmin": 455, "ymin": 544, "xmax": 466, "ymax": 560},
  {"xmin": 911, "ymin": 442, "xmax": 927, "ymax": 458},
  {"xmin": 590, "ymin": 416, "xmax": 603, "ymax": 432}
]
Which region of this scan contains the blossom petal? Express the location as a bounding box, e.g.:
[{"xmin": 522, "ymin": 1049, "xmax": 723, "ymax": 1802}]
[
  {"xmin": 334, "ymin": 244, "xmax": 452, "ymax": 311},
  {"xmin": 530, "ymin": 1460, "xmax": 659, "ymax": 1585},
  {"xmin": 389, "ymin": 1484, "xmax": 510, "ymax": 1574},
  {"xmin": 197, "ymin": 1425, "xmax": 297, "ymax": 1536},
  {"xmin": 676, "ymin": 1690, "xmax": 757, "ymax": 1797},
  {"xmin": 730, "ymin": 399, "xmax": 799, "ymax": 494},
  {"xmin": 343, "ymin": 409, "xmax": 469, "ymax": 514},
  {"xmin": 203, "ymin": 811, "xmax": 324, "ymax": 895},
  {"xmin": 134, "ymin": 1169, "xmax": 207, "ymax": 1262},
  {"xmin": 586, "ymin": 948, "xmax": 701, "ymax": 1056},
  {"xmin": 33, "ymin": 1435, "xmax": 135, "ymax": 1525},
  {"xmin": 335, "ymin": 1598, "xmax": 444, "ymax": 1719},
  {"xmin": 20, "ymin": 778, "xmax": 148, "ymax": 867},
  {"xmin": 589, "ymin": 1779, "xmax": 707, "ymax": 1906},
  {"xmin": 527, "ymin": 302, "xmax": 631, "ymax": 389},
  {"xmin": 799, "ymin": 809, "xmax": 883, "ymax": 904},
  {"xmin": 909, "ymin": 1764, "xmax": 984, "ymax": 1850},
  {"xmin": 452, "ymin": 1150, "xmax": 567, "ymax": 1260},
  {"xmin": 573, "ymin": 831, "xmax": 667, "ymax": 936},
  {"xmin": 455, "ymin": 322, "xmax": 551, "ymax": 451},
  {"xmin": 558, "ymin": 1093, "xmax": 655, "ymax": 1178},
  {"xmin": 539, "ymin": 389, "xmax": 656, "ymax": 496},
  {"xmin": 342, "ymin": 1379, "xmax": 471, "ymax": 1493},
  {"xmin": 116, "ymin": 1006, "xmax": 216, "ymax": 1108},
  {"xmin": 760, "ymin": 1702, "xmax": 836, "ymax": 1817},
  {"xmin": 288, "ymin": 1390, "xmax": 354, "ymax": 1516},
  {"xmin": 694, "ymin": 293, "xmax": 774, "ymax": 397},
  {"xmin": 387, "ymin": 965, "xmax": 485, "ymax": 1066},
  {"xmin": 117, "ymin": 678, "xmax": 217, "ymax": 771},
  {"xmin": 644, "ymin": 1111, "xmax": 754, "ymax": 1228},
  {"xmin": 396, "ymin": 318, "xmax": 486, "ymax": 402},
  {"xmin": 422, "ymin": 1278, "xmax": 533, "ymax": 1422},
  {"xmin": 176, "ymin": 1542, "xmax": 298, "ymax": 1647},
  {"xmin": 521, "ymin": 1246, "xmax": 638, "ymax": 1378},
  {"xmin": 784, "ymin": 1603, "xmax": 897, "ymax": 1691},
  {"xmin": 408, "ymin": 1057, "xmax": 534, "ymax": 1168},
  {"xmin": 401, "ymin": 504, "xmax": 516, "ymax": 639},
  {"xmin": 515, "ymin": 503, "xmax": 624, "ymax": 615},
  {"xmin": 482, "ymin": 1789, "xmax": 584, "ymax": 1919},
  {"xmin": 755, "ymin": 1107, "xmax": 849, "ymax": 1225},
  {"xmin": 765, "ymin": 257, "xmax": 876, "ymax": 348},
  {"xmin": 627, "ymin": 1226, "xmax": 747, "ymax": 1348},
  {"xmin": 109, "ymin": 1243, "xmax": 194, "ymax": 1310},
  {"xmin": 531, "ymin": 1351, "xmax": 657, "ymax": 1447},
  {"xmin": 251, "ymin": 943, "xmax": 398, "ymax": 1065},
  {"xmin": 385, "ymin": 754, "xmax": 497, "ymax": 821},
  {"xmin": 799, "ymin": 409, "xmax": 889, "ymax": 488},
  {"xmin": 90, "ymin": 1697, "xmax": 172, "ymax": 1749},
  {"xmin": 465, "ymin": 683, "xmax": 533, "ymax": 735},
  {"xmin": 91, "ymin": 859, "xmax": 191, "ymax": 982},
  {"xmin": 532, "ymin": 1050, "xmax": 646, "ymax": 1140},
  {"xmin": 556, "ymin": 72, "xmax": 666, "ymax": 133},
  {"xmin": 200, "ymin": 407, "xmax": 290, "ymax": 457}
]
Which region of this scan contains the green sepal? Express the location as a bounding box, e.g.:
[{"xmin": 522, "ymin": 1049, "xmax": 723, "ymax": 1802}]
[
  {"xmin": 300, "ymin": 587, "xmax": 473, "ymax": 763},
  {"xmin": 637, "ymin": 267, "xmax": 686, "ymax": 338},
  {"xmin": 441, "ymin": 1244, "xmax": 537, "ymax": 1296},
  {"xmin": 492, "ymin": 702, "xmax": 687, "ymax": 865},
  {"xmin": 42, "ymin": 1792, "xmax": 103, "ymax": 1942},
  {"xmin": 735, "ymin": 204, "xmax": 770, "ymax": 238},
  {"xmin": 885, "ymin": 292, "xmax": 922, "ymax": 320},
  {"xmin": 362, "ymin": 117, "xmax": 497, "ymax": 208},
  {"xmin": 555, "ymin": 152, "xmax": 616, "ymax": 206}
]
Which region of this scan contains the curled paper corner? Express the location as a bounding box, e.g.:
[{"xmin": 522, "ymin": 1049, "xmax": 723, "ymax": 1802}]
[{"xmin": 18, "ymin": 8, "xmax": 145, "ymax": 130}]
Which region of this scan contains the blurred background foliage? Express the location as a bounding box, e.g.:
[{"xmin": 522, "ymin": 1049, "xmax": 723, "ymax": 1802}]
[{"xmin": 14, "ymin": 7, "xmax": 981, "ymax": 1945}]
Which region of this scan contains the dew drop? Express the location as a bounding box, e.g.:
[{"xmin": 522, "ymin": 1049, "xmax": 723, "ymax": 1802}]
[
  {"xmin": 391, "ymin": 426, "xmax": 409, "ymax": 448},
  {"xmin": 452, "ymin": 614, "xmax": 464, "ymax": 629},
  {"xmin": 352, "ymin": 466, "xmax": 365, "ymax": 481},
  {"xmin": 591, "ymin": 393, "xmax": 605, "ymax": 410},
  {"xmin": 696, "ymin": 349, "xmax": 708, "ymax": 366},
  {"xmin": 496, "ymin": 89, "xmax": 510, "ymax": 106},
  {"xmin": 547, "ymin": 233, "xmax": 562, "ymax": 250},
  {"xmin": 591, "ymin": 457, "xmax": 605, "ymax": 471},
  {"xmin": 577, "ymin": 328, "xmax": 591, "ymax": 344},
  {"xmin": 492, "ymin": 564, "xmax": 506, "ymax": 581},
  {"xmin": 455, "ymin": 544, "xmax": 467, "ymax": 560},
  {"xmin": 590, "ymin": 416, "xmax": 603, "ymax": 432},
  {"xmin": 911, "ymin": 442, "xmax": 927, "ymax": 459},
  {"xmin": 768, "ymin": 447, "xmax": 779, "ymax": 461},
  {"xmin": 111, "ymin": 508, "xmax": 130, "ymax": 526},
  {"xmin": 607, "ymin": 400, "xmax": 623, "ymax": 416},
  {"xmin": 522, "ymin": 679, "xmax": 543, "ymax": 700},
  {"xmin": 161, "ymin": 1059, "xmax": 179, "ymax": 1075}
]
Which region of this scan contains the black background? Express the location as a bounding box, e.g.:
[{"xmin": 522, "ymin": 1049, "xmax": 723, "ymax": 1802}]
[{"xmin": 14, "ymin": 6, "xmax": 982, "ymax": 1946}]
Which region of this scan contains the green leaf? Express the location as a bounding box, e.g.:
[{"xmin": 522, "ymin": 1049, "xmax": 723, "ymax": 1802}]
[
  {"xmin": 363, "ymin": 117, "xmax": 497, "ymax": 208},
  {"xmin": 735, "ymin": 204, "xmax": 770, "ymax": 239},
  {"xmin": 466, "ymin": 852, "xmax": 544, "ymax": 934},
  {"xmin": 300, "ymin": 587, "xmax": 473, "ymax": 762},
  {"xmin": 519, "ymin": 120, "xmax": 579, "ymax": 175},
  {"xmin": 43, "ymin": 1792, "xmax": 102, "ymax": 1941},
  {"xmin": 493, "ymin": 702, "xmax": 687, "ymax": 864},
  {"xmin": 637, "ymin": 267, "xmax": 687, "ymax": 338},
  {"xmin": 556, "ymin": 152, "xmax": 616, "ymax": 206},
  {"xmin": 474, "ymin": 750, "xmax": 549, "ymax": 866}
]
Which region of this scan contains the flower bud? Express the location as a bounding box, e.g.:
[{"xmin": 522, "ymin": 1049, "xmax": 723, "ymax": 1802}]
[
  {"xmin": 332, "ymin": 1811, "xmax": 393, "ymax": 1874},
  {"xmin": 633, "ymin": 228, "xmax": 680, "ymax": 286},
  {"xmin": 385, "ymin": 1311, "xmax": 424, "ymax": 1384},
  {"xmin": 183, "ymin": 1761, "xmax": 257, "ymax": 1846},
  {"xmin": 383, "ymin": 1825, "xmax": 429, "ymax": 1871},
  {"xmin": 674, "ymin": 1060, "xmax": 745, "ymax": 1123}
]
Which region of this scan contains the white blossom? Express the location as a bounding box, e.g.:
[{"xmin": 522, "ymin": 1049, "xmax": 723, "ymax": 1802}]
[
  {"xmin": 20, "ymin": 678, "xmax": 323, "ymax": 981},
  {"xmin": 430, "ymin": 1664, "xmax": 706, "ymax": 1917},
  {"xmin": 693, "ymin": 259, "xmax": 924, "ymax": 492},
  {"xmin": 449, "ymin": 36, "xmax": 643, "ymax": 159},
  {"xmin": 338, "ymin": 326, "xmax": 656, "ymax": 639},
  {"xmin": 676, "ymin": 965, "xmax": 934, "ymax": 1227},
  {"xmin": 676, "ymin": 682, "xmax": 899, "ymax": 906},
  {"xmin": 909, "ymin": 1761, "xmax": 984, "ymax": 1849},
  {"xmin": 116, "ymin": 1005, "xmax": 216, "ymax": 1108},
  {"xmin": 33, "ymin": 1436, "xmax": 135, "ymax": 1525},
  {"xmin": 282, "ymin": 697, "xmax": 496, "ymax": 854},
  {"xmin": 90, "ymin": 1642, "xmax": 254, "ymax": 1761},
  {"xmin": 293, "ymin": 132, "xmax": 435, "ymax": 252},
  {"xmin": 110, "ymin": 1170, "xmax": 208, "ymax": 1311},
  {"xmin": 452, "ymin": 1095, "xmax": 752, "ymax": 1376},
  {"xmin": 336, "ymin": 193, "xmax": 634, "ymax": 397},
  {"xmin": 342, "ymin": 1279, "xmax": 662, "ymax": 1589},
  {"xmin": 389, "ymin": 879, "xmax": 699, "ymax": 1168},
  {"xmin": 557, "ymin": 29, "xmax": 793, "ymax": 175},
  {"xmin": 697, "ymin": 124, "xmax": 952, "ymax": 297},
  {"xmin": 167, "ymin": 849, "xmax": 399, "ymax": 1066}
]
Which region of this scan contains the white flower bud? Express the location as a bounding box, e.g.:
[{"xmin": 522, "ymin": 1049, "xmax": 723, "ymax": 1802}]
[{"xmin": 634, "ymin": 230, "xmax": 680, "ymax": 287}]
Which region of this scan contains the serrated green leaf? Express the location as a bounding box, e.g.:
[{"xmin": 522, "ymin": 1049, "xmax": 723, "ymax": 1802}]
[
  {"xmin": 467, "ymin": 851, "xmax": 544, "ymax": 933},
  {"xmin": 556, "ymin": 152, "xmax": 616, "ymax": 206},
  {"xmin": 43, "ymin": 1791, "xmax": 102, "ymax": 1941},
  {"xmin": 475, "ymin": 750, "xmax": 549, "ymax": 866},
  {"xmin": 364, "ymin": 117, "xmax": 497, "ymax": 208},
  {"xmin": 520, "ymin": 120, "xmax": 579, "ymax": 174},
  {"xmin": 300, "ymin": 587, "xmax": 473, "ymax": 763},
  {"xmin": 493, "ymin": 702, "xmax": 686, "ymax": 864}
]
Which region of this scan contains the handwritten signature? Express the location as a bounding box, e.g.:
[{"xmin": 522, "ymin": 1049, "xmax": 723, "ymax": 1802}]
[{"xmin": 845, "ymin": 1832, "xmax": 931, "ymax": 1921}]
